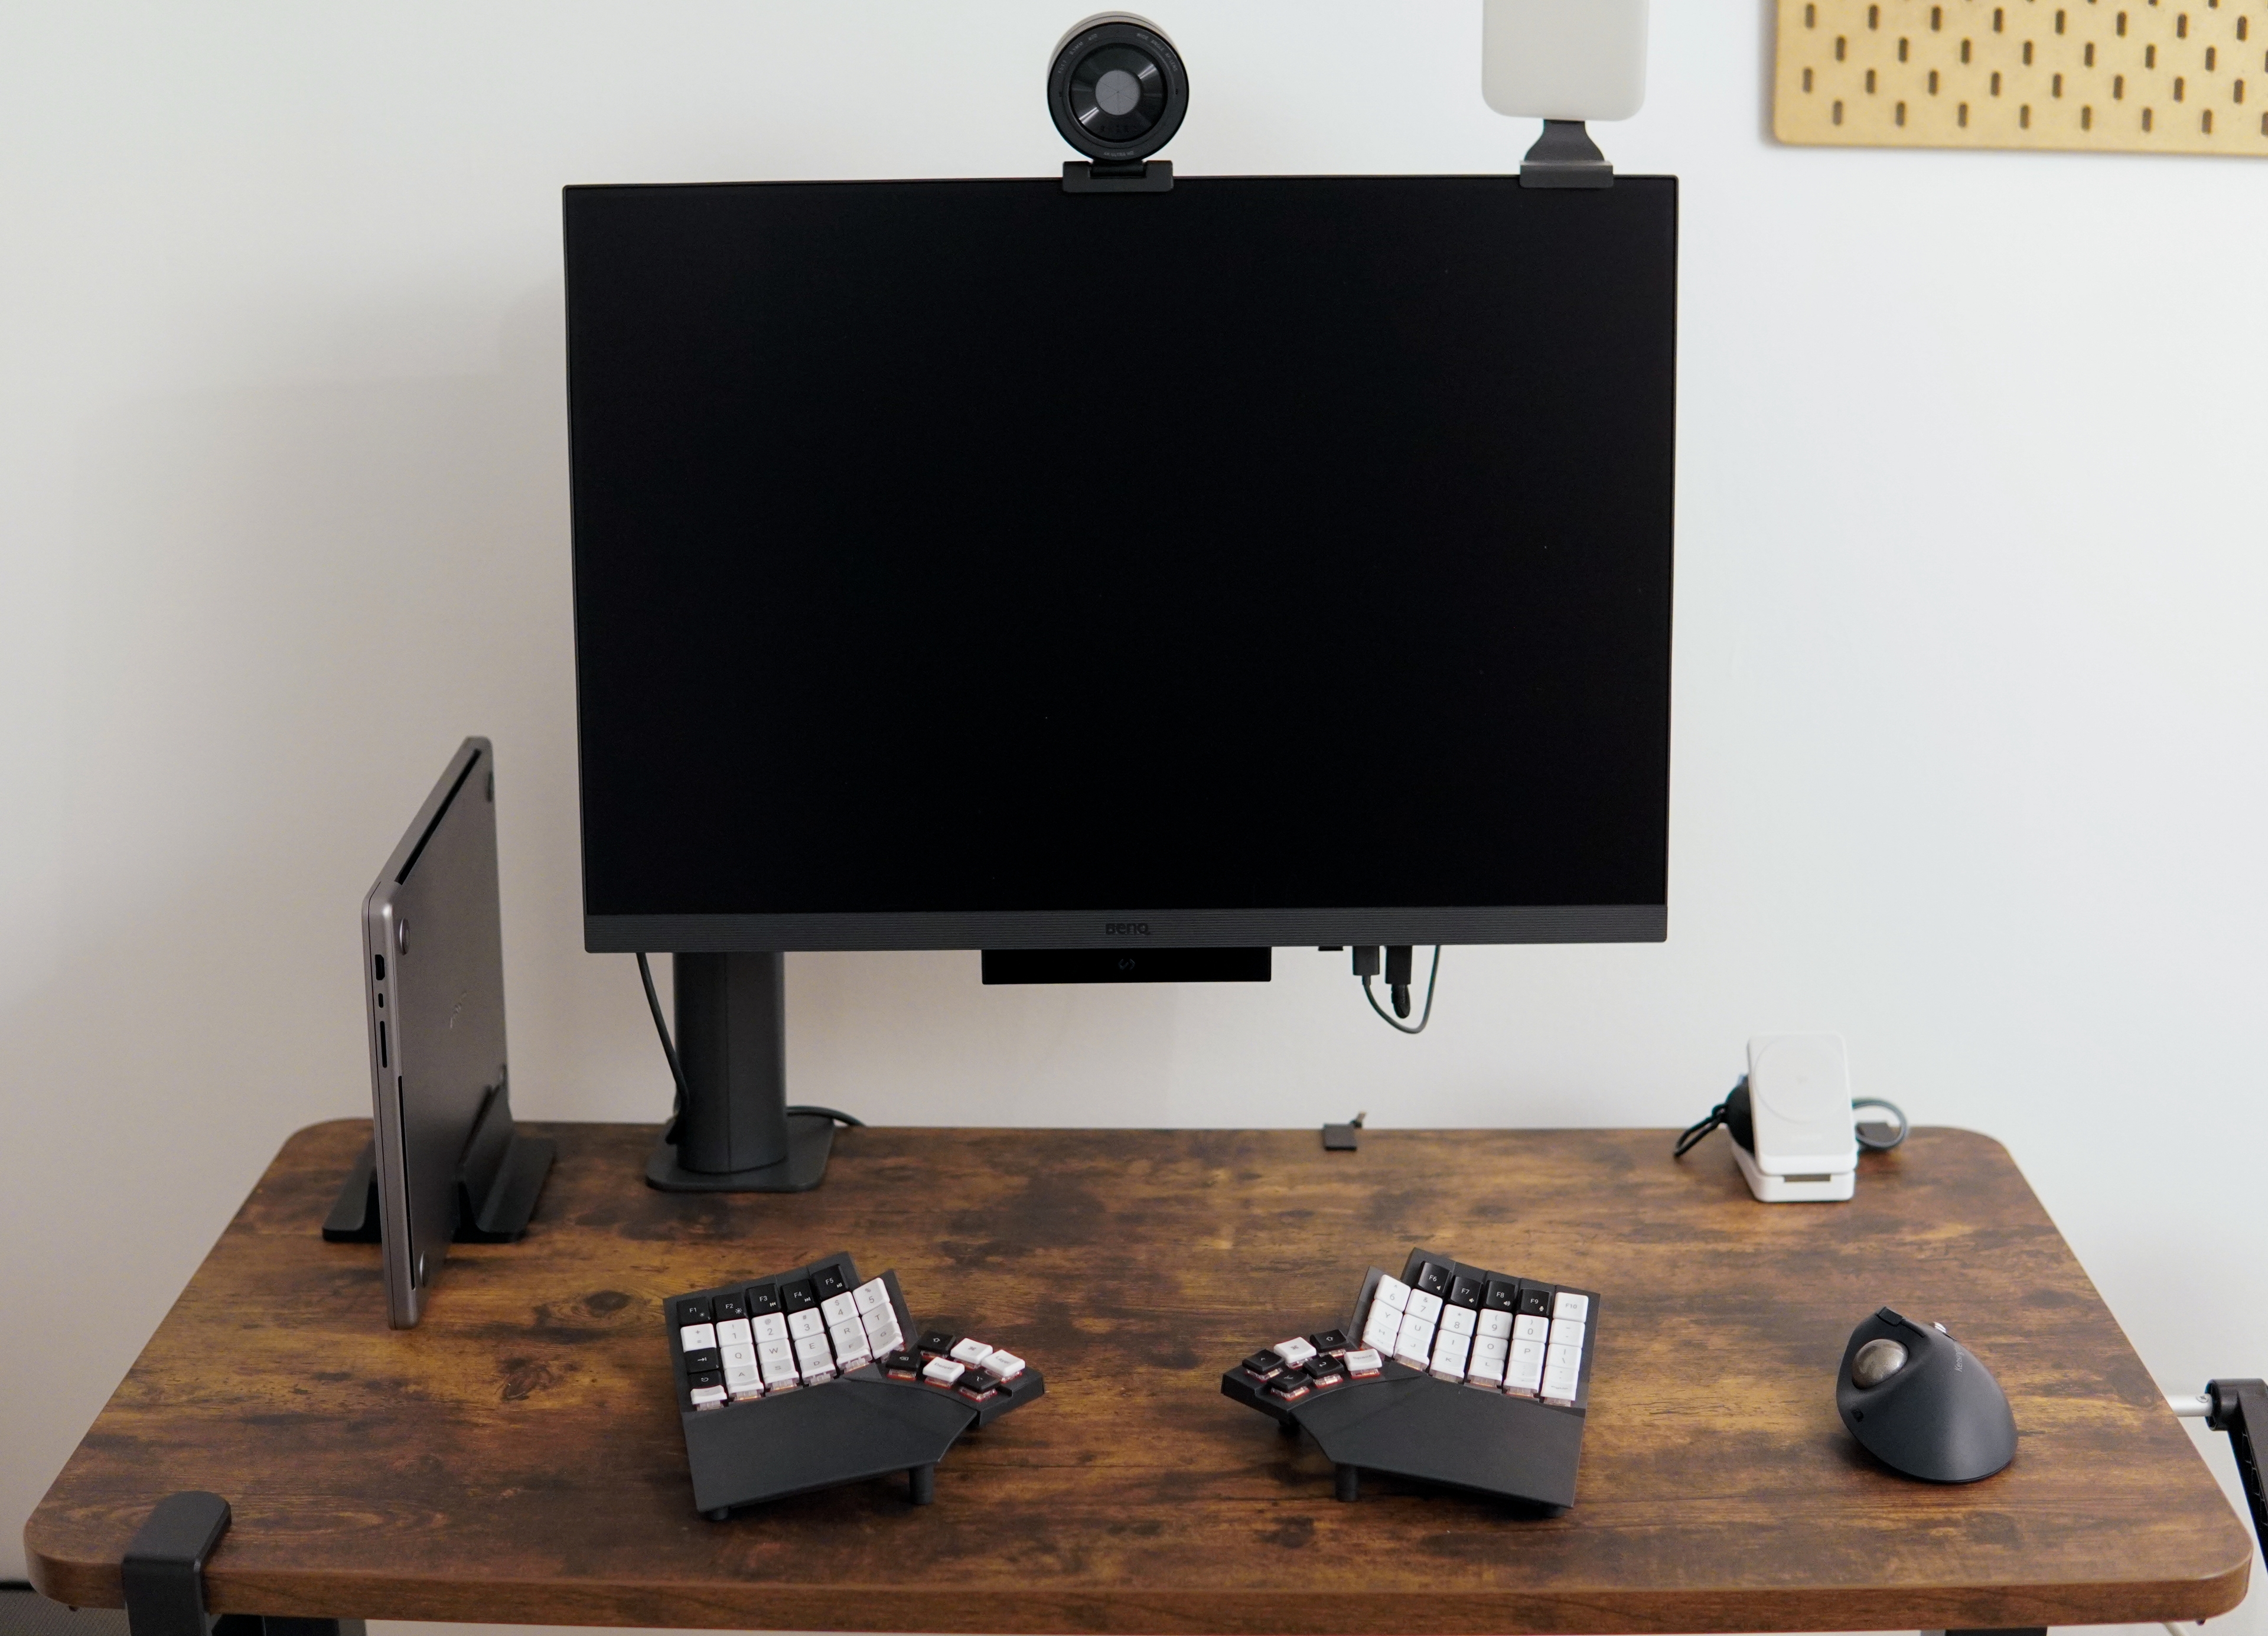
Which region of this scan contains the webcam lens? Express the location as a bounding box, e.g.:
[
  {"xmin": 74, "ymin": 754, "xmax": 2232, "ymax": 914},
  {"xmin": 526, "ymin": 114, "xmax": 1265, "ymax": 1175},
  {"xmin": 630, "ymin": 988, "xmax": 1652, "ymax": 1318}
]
[
  {"xmin": 1095, "ymin": 68, "xmax": 1141, "ymax": 116},
  {"xmin": 1070, "ymin": 44, "xmax": 1164, "ymax": 142}
]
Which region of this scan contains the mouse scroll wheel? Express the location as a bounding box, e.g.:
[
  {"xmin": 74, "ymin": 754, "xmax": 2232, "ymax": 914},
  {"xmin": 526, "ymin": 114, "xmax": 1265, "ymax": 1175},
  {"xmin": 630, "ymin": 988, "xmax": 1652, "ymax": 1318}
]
[{"xmin": 1851, "ymin": 1337, "xmax": 1909, "ymax": 1389}]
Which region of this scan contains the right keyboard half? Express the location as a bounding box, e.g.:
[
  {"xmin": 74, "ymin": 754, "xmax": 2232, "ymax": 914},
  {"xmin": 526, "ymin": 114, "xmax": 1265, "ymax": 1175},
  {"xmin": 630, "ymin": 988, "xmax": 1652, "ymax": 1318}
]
[{"xmin": 1221, "ymin": 1244, "xmax": 1599, "ymax": 1510}]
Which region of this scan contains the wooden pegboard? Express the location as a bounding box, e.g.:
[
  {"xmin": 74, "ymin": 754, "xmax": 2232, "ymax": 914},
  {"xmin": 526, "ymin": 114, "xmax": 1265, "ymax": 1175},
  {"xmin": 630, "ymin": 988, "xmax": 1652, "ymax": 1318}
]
[{"xmin": 1775, "ymin": 0, "xmax": 2268, "ymax": 155}]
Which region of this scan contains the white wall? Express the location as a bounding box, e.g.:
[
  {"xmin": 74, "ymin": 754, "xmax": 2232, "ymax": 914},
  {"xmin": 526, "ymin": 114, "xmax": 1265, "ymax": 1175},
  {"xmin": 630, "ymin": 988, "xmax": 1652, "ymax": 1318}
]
[{"xmin": 4, "ymin": 3, "xmax": 2264, "ymax": 1628}]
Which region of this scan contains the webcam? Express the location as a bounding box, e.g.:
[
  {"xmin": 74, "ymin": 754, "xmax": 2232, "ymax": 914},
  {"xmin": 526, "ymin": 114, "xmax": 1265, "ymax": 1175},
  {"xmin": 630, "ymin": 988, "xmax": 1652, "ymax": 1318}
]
[{"xmin": 1050, "ymin": 14, "xmax": 1187, "ymax": 193}]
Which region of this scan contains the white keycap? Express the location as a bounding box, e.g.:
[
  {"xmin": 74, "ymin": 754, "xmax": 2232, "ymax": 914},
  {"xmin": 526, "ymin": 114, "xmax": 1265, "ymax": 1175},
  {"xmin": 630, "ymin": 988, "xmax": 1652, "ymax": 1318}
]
[
  {"xmin": 1467, "ymin": 1344, "xmax": 1507, "ymax": 1386},
  {"xmin": 1542, "ymin": 1363, "xmax": 1581, "ymax": 1401},
  {"xmin": 679, "ymin": 1322, "xmax": 716, "ymax": 1353},
  {"xmin": 923, "ymin": 1357, "xmax": 966, "ymax": 1386},
  {"xmin": 1361, "ymin": 1306, "xmax": 1403, "ymax": 1352},
  {"xmin": 758, "ymin": 1344, "xmax": 796, "ymax": 1385},
  {"xmin": 689, "ymin": 1383, "xmax": 727, "ymax": 1407},
  {"xmin": 833, "ymin": 1345, "xmax": 872, "ymax": 1373},
  {"xmin": 719, "ymin": 1342, "xmax": 756, "ymax": 1370},
  {"xmin": 863, "ymin": 1312, "xmax": 905, "ymax": 1355},
  {"xmin": 787, "ymin": 1308, "xmax": 824, "ymax": 1340},
  {"xmin": 1545, "ymin": 1340, "xmax": 1581, "ymax": 1374},
  {"xmin": 982, "ymin": 1349, "xmax": 1026, "ymax": 1380},
  {"xmin": 829, "ymin": 1319, "xmax": 869, "ymax": 1357},
  {"xmin": 799, "ymin": 1359, "xmax": 836, "ymax": 1385},
  {"xmin": 1438, "ymin": 1304, "xmax": 1477, "ymax": 1337},
  {"xmin": 1469, "ymin": 1334, "xmax": 1510, "ymax": 1369},
  {"xmin": 794, "ymin": 1332, "xmax": 832, "ymax": 1368},
  {"xmin": 724, "ymin": 1364, "xmax": 761, "ymax": 1391},
  {"xmin": 1429, "ymin": 1331, "xmax": 1471, "ymax": 1378},
  {"xmin": 1507, "ymin": 1338, "xmax": 1546, "ymax": 1392},
  {"xmin": 853, "ymin": 1277, "xmax": 891, "ymax": 1315},
  {"xmin": 1513, "ymin": 1314, "xmax": 1551, "ymax": 1343},
  {"xmin": 820, "ymin": 1293, "xmax": 859, "ymax": 1328},
  {"xmin": 1404, "ymin": 1289, "xmax": 1443, "ymax": 1325},
  {"xmin": 950, "ymin": 1337, "xmax": 994, "ymax": 1367},
  {"xmin": 1344, "ymin": 1347, "xmax": 1383, "ymax": 1374},
  {"xmin": 1273, "ymin": 1337, "xmax": 1317, "ymax": 1368},
  {"xmin": 715, "ymin": 1317, "xmax": 752, "ymax": 1348},
  {"xmin": 1393, "ymin": 1314, "xmax": 1435, "ymax": 1368},
  {"xmin": 1553, "ymin": 1291, "xmax": 1590, "ymax": 1324},
  {"xmin": 1477, "ymin": 1309, "xmax": 1513, "ymax": 1341},
  {"xmin": 753, "ymin": 1312, "xmax": 788, "ymax": 1343},
  {"xmin": 1549, "ymin": 1318, "xmax": 1586, "ymax": 1351},
  {"xmin": 1372, "ymin": 1275, "xmax": 1410, "ymax": 1314}
]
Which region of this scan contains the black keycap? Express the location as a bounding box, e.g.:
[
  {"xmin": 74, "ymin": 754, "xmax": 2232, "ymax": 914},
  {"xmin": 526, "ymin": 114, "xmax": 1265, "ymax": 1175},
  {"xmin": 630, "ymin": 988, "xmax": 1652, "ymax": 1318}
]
[
  {"xmin": 883, "ymin": 1349, "xmax": 921, "ymax": 1375},
  {"xmin": 1243, "ymin": 1351, "xmax": 1285, "ymax": 1380},
  {"xmin": 674, "ymin": 1296, "xmax": 713, "ymax": 1327},
  {"xmin": 745, "ymin": 1283, "xmax": 781, "ymax": 1316},
  {"xmin": 688, "ymin": 1370, "xmax": 724, "ymax": 1390},
  {"xmin": 1412, "ymin": 1260, "xmax": 1452, "ymax": 1297},
  {"xmin": 713, "ymin": 1292, "xmax": 747, "ymax": 1323},
  {"xmin": 1307, "ymin": 1360, "xmax": 1347, "ymax": 1388},
  {"xmin": 918, "ymin": 1328, "xmax": 956, "ymax": 1355},
  {"xmin": 957, "ymin": 1369, "xmax": 999, "ymax": 1398},
  {"xmin": 813, "ymin": 1264, "xmax": 850, "ymax": 1301},
  {"xmin": 1447, "ymin": 1275, "xmax": 1484, "ymax": 1310},
  {"xmin": 683, "ymin": 1348, "xmax": 721, "ymax": 1374},
  {"xmin": 1517, "ymin": 1281, "xmax": 1554, "ymax": 1318},
  {"xmin": 779, "ymin": 1278, "xmax": 817, "ymax": 1312},
  {"xmin": 1267, "ymin": 1373, "xmax": 1311, "ymax": 1400},
  {"xmin": 1483, "ymin": 1277, "xmax": 1520, "ymax": 1312},
  {"xmin": 1308, "ymin": 1329, "xmax": 1349, "ymax": 1354}
]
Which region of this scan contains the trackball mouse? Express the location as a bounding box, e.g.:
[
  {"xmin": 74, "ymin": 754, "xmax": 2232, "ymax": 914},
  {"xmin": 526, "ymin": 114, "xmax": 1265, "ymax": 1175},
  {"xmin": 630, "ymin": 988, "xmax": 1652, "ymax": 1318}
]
[{"xmin": 1836, "ymin": 1306, "xmax": 2016, "ymax": 1482}]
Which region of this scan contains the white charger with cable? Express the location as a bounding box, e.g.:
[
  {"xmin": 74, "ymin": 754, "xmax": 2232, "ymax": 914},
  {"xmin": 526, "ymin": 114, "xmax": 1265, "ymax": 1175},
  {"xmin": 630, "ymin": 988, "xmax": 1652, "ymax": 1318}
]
[
  {"xmin": 1674, "ymin": 1035, "xmax": 1909, "ymax": 1202},
  {"xmin": 1737, "ymin": 1034, "xmax": 1861, "ymax": 1201}
]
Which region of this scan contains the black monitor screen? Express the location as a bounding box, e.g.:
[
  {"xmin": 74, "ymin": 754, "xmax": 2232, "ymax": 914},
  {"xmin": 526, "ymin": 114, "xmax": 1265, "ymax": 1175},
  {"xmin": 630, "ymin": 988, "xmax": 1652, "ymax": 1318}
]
[{"xmin": 564, "ymin": 174, "xmax": 1676, "ymax": 951}]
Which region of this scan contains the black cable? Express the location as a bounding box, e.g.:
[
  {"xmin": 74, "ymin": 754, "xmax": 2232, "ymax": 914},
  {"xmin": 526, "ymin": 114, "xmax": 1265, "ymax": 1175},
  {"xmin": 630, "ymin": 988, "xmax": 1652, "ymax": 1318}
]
[
  {"xmin": 1363, "ymin": 946, "xmax": 1442, "ymax": 1035},
  {"xmin": 1674, "ymin": 1083, "xmax": 1741, "ymax": 1158},
  {"xmin": 636, "ymin": 951, "xmax": 690, "ymax": 1118},
  {"xmin": 634, "ymin": 954, "xmax": 864, "ymax": 1129}
]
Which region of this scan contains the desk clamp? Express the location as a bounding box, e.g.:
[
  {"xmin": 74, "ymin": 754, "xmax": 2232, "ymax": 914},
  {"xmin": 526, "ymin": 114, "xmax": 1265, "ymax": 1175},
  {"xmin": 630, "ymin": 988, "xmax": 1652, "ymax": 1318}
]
[
  {"xmin": 121, "ymin": 1492, "xmax": 363, "ymax": 1636},
  {"xmin": 2171, "ymin": 1378, "xmax": 2268, "ymax": 1566}
]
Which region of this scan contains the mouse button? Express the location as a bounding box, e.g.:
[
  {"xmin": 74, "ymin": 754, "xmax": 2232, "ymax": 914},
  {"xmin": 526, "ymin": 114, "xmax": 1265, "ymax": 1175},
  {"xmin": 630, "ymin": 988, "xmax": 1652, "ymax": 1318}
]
[{"xmin": 1875, "ymin": 1306, "xmax": 1909, "ymax": 1328}]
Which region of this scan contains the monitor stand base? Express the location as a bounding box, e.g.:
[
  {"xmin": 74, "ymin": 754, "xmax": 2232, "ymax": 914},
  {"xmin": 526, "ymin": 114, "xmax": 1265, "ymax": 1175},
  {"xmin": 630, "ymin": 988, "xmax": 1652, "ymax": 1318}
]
[
  {"xmin": 644, "ymin": 1113, "xmax": 835, "ymax": 1193},
  {"xmin": 642, "ymin": 951, "xmax": 838, "ymax": 1193}
]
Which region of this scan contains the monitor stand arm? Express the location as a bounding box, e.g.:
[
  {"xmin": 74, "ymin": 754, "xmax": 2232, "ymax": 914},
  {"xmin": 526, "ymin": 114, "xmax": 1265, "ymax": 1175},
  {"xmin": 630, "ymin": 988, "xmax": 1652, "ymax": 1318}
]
[{"xmin": 644, "ymin": 951, "xmax": 836, "ymax": 1192}]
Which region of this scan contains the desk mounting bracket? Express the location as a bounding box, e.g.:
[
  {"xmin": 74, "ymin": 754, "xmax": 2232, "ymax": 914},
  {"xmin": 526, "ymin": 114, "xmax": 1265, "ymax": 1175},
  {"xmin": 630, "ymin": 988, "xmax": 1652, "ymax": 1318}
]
[
  {"xmin": 122, "ymin": 1490, "xmax": 366, "ymax": 1636},
  {"xmin": 2207, "ymin": 1377, "xmax": 2268, "ymax": 1565}
]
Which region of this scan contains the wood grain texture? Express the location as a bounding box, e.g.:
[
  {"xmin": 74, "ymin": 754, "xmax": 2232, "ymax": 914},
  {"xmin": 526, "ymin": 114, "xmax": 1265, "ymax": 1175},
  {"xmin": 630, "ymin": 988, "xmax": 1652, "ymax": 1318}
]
[
  {"xmin": 1776, "ymin": 0, "xmax": 2268, "ymax": 155},
  {"xmin": 24, "ymin": 1121, "xmax": 2251, "ymax": 1633}
]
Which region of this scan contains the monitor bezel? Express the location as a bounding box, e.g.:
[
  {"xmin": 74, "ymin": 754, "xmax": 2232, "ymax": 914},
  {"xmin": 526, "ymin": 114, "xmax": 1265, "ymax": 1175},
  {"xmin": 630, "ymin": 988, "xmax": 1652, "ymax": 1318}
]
[{"xmin": 584, "ymin": 904, "xmax": 1664, "ymax": 954}]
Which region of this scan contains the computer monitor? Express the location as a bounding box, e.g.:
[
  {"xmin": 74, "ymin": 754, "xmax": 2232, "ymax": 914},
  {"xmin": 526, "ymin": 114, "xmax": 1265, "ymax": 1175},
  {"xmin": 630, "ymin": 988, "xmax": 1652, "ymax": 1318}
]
[{"xmin": 562, "ymin": 174, "xmax": 1677, "ymax": 1191}]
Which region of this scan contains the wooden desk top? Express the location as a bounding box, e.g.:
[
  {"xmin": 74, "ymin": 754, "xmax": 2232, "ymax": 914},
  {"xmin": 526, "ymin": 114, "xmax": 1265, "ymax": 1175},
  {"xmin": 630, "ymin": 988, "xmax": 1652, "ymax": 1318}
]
[{"xmin": 26, "ymin": 1121, "xmax": 2251, "ymax": 1634}]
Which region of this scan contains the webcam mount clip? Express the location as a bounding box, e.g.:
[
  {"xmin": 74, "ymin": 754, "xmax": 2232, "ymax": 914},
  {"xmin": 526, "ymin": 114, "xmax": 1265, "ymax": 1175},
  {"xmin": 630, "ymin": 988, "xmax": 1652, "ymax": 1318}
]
[{"xmin": 1063, "ymin": 159, "xmax": 1173, "ymax": 193}]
